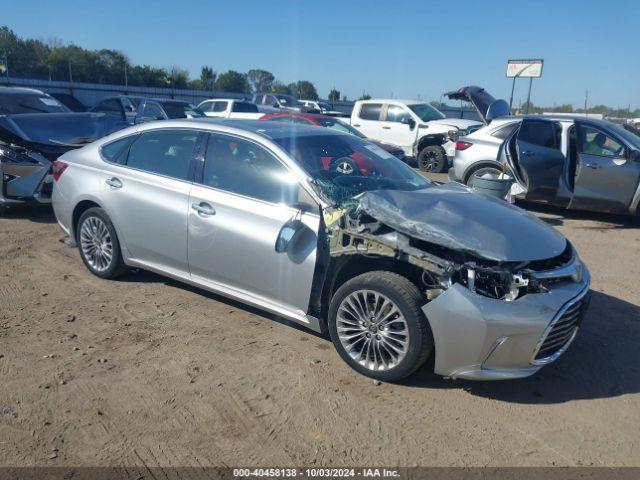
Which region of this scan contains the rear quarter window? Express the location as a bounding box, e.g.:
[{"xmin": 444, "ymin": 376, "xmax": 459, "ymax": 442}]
[
  {"xmin": 100, "ymin": 136, "xmax": 137, "ymax": 164},
  {"xmin": 491, "ymin": 122, "xmax": 519, "ymax": 140}
]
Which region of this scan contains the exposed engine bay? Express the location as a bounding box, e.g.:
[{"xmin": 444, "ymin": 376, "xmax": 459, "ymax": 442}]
[{"xmin": 321, "ymin": 183, "xmax": 578, "ymax": 303}]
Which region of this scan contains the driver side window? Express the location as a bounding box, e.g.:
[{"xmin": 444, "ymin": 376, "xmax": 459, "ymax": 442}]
[
  {"xmin": 202, "ymin": 134, "xmax": 299, "ymax": 205},
  {"xmin": 579, "ymin": 126, "xmax": 624, "ymax": 158},
  {"xmin": 385, "ymin": 105, "xmax": 412, "ymax": 123}
]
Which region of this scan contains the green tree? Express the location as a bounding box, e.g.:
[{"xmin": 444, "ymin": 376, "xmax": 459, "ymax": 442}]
[
  {"xmin": 358, "ymin": 93, "xmax": 372, "ymax": 101},
  {"xmin": 271, "ymin": 81, "xmax": 292, "ymax": 95},
  {"xmin": 288, "ymin": 80, "xmax": 318, "ymax": 100},
  {"xmin": 328, "ymin": 89, "xmax": 340, "ymax": 102},
  {"xmin": 215, "ymin": 70, "xmax": 248, "ymax": 93},
  {"xmin": 128, "ymin": 64, "xmax": 168, "ymax": 87},
  {"xmin": 246, "ymin": 68, "xmax": 274, "ymax": 93},
  {"xmin": 0, "ymin": 26, "xmax": 50, "ymax": 78},
  {"xmin": 200, "ymin": 66, "xmax": 216, "ymax": 90}
]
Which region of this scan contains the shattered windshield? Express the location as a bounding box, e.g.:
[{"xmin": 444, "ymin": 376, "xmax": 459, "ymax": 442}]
[{"xmin": 272, "ymin": 133, "xmax": 431, "ymax": 205}]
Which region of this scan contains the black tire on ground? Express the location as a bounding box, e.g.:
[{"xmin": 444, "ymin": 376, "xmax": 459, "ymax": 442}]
[
  {"xmin": 76, "ymin": 207, "xmax": 128, "ymax": 279},
  {"xmin": 417, "ymin": 145, "xmax": 448, "ymax": 173},
  {"xmin": 328, "ymin": 271, "xmax": 434, "ymax": 382}
]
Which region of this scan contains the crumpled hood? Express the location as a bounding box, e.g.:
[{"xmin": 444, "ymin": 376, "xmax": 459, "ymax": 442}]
[{"xmin": 356, "ymin": 183, "xmax": 567, "ymax": 262}]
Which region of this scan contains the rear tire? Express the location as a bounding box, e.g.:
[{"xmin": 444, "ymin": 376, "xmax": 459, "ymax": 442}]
[
  {"xmin": 328, "ymin": 271, "xmax": 434, "ymax": 382},
  {"xmin": 417, "ymin": 145, "xmax": 447, "ymax": 173},
  {"xmin": 76, "ymin": 207, "xmax": 128, "ymax": 279},
  {"xmin": 465, "ymin": 165, "xmax": 504, "ymax": 187}
]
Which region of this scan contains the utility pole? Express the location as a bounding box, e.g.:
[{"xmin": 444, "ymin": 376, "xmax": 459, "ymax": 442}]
[
  {"xmin": 508, "ymin": 75, "xmax": 516, "ymax": 112},
  {"xmin": 584, "ymin": 90, "xmax": 589, "ymax": 117},
  {"xmin": 124, "ymin": 63, "xmax": 128, "ymax": 93},
  {"xmin": 525, "ymin": 77, "xmax": 533, "ymax": 114}
]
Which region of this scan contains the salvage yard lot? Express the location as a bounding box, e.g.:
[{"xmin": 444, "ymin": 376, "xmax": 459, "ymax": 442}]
[{"xmin": 1, "ymin": 174, "xmax": 639, "ymax": 467}]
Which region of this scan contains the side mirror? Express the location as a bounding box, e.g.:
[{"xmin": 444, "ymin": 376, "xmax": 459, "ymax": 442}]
[
  {"xmin": 275, "ymin": 220, "xmax": 304, "ymax": 253},
  {"xmin": 630, "ymin": 150, "xmax": 640, "ymax": 162},
  {"xmin": 402, "ymin": 117, "xmax": 416, "ymax": 129}
]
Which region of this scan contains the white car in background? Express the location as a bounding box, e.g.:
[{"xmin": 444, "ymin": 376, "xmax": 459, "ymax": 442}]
[
  {"xmin": 196, "ymin": 99, "xmax": 263, "ymax": 119},
  {"xmin": 347, "ymin": 99, "xmax": 482, "ymax": 172},
  {"xmin": 300, "ymin": 99, "xmax": 347, "ymax": 117}
]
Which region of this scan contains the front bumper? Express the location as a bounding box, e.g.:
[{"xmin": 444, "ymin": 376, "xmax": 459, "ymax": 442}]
[{"xmin": 422, "ymin": 266, "xmax": 590, "ymax": 380}]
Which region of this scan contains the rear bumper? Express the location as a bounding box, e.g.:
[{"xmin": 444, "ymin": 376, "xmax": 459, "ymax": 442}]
[{"xmin": 423, "ymin": 266, "xmax": 591, "ymax": 381}]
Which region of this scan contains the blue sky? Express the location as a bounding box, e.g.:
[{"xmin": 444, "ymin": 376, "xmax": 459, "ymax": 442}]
[{"xmin": 3, "ymin": 0, "xmax": 639, "ymax": 108}]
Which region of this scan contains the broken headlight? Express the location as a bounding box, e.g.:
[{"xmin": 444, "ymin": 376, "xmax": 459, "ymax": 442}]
[{"xmin": 463, "ymin": 266, "xmax": 530, "ymax": 301}]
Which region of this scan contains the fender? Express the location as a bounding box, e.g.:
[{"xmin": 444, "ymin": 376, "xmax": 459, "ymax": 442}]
[{"xmin": 414, "ymin": 133, "xmax": 448, "ymax": 157}]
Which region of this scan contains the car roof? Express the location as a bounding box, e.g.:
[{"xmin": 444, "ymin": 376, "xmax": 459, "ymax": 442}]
[
  {"xmin": 0, "ymin": 86, "xmax": 48, "ymax": 95},
  {"xmin": 359, "ymin": 99, "xmax": 423, "ymax": 105},
  {"xmin": 131, "ymin": 118, "xmax": 345, "ymax": 140}
]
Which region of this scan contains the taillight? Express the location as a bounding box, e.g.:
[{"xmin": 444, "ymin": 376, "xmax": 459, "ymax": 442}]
[
  {"xmin": 455, "ymin": 141, "xmax": 473, "ymax": 151},
  {"xmin": 52, "ymin": 161, "xmax": 68, "ymax": 181}
]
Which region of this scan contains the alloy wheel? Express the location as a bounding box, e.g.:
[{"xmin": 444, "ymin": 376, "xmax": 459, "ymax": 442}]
[
  {"xmin": 79, "ymin": 216, "xmax": 114, "ymax": 272},
  {"xmin": 420, "ymin": 151, "xmax": 441, "ymax": 172},
  {"xmin": 336, "ymin": 290, "xmax": 409, "ymax": 371}
]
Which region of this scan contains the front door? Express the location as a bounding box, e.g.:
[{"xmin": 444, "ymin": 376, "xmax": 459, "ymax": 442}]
[
  {"xmin": 512, "ymin": 119, "xmax": 566, "ymax": 202},
  {"xmin": 187, "ymin": 132, "xmax": 320, "ymax": 318},
  {"xmin": 100, "ymin": 129, "xmax": 199, "ymax": 275},
  {"xmin": 569, "ymin": 123, "xmax": 640, "ymax": 213},
  {"xmin": 381, "ymin": 104, "xmax": 416, "ymax": 152}
]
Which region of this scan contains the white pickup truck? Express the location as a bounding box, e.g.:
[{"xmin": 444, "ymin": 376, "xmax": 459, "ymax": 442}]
[
  {"xmin": 196, "ymin": 99, "xmax": 263, "ymax": 119},
  {"xmin": 347, "ymin": 99, "xmax": 482, "ymax": 172}
]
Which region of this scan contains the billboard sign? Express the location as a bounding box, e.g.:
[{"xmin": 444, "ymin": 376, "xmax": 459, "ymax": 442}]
[{"xmin": 506, "ymin": 59, "xmax": 543, "ymax": 78}]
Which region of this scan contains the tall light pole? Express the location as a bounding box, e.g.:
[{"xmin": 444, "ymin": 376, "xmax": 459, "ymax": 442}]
[{"xmin": 584, "ymin": 91, "xmax": 589, "ymax": 117}]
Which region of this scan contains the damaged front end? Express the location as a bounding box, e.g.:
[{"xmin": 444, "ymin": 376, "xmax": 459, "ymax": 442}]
[
  {"xmin": 0, "ymin": 112, "xmax": 127, "ymax": 208},
  {"xmin": 321, "ymin": 182, "xmax": 590, "ymax": 380}
]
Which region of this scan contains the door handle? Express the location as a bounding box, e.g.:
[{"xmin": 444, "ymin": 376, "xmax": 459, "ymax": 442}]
[
  {"xmin": 191, "ymin": 202, "xmax": 216, "ymax": 216},
  {"xmin": 353, "ymin": 124, "xmax": 361, "ymax": 127},
  {"xmin": 521, "ymin": 151, "xmax": 534, "ymax": 157},
  {"xmin": 382, "ymin": 126, "xmax": 391, "ymax": 130},
  {"xmin": 105, "ymin": 177, "xmax": 122, "ymax": 189},
  {"xmin": 585, "ymin": 163, "xmax": 601, "ymax": 169}
]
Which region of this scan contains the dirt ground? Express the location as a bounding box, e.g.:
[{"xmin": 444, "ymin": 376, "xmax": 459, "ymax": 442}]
[{"xmin": 1, "ymin": 175, "xmax": 639, "ymax": 468}]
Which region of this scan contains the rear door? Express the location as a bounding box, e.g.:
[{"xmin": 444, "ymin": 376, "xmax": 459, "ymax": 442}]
[
  {"xmin": 351, "ymin": 103, "xmax": 383, "ymax": 140},
  {"xmin": 99, "ymin": 128, "xmax": 199, "ymax": 275},
  {"xmin": 569, "ymin": 123, "xmax": 640, "ymax": 213},
  {"xmin": 187, "ymin": 132, "xmax": 320, "ymax": 318},
  {"xmin": 512, "ymin": 119, "xmax": 565, "ymax": 202},
  {"xmin": 381, "ymin": 103, "xmax": 416, "ymax": 151}
]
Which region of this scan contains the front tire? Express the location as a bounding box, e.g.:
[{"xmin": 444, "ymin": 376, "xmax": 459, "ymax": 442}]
[
  {"xmin": 328, "ymin": 271, "xmax": 434, "ymax": 382},
  {"xmin": 76, "ymin": 207, "xmax": 128, "ymax": 279},
  {"xmin": 417, "ymin": 145, "xmax": 447, "ymax": 173}
]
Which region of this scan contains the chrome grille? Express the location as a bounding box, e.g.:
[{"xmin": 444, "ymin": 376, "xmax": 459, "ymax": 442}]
[{"xmin": 532, "ymin": 290, "xmax": 589, "ymax": 364}]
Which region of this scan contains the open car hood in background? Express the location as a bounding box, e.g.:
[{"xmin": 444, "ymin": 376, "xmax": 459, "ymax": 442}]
[
  {"xmin": 445, "ymin": 86, "xmax": 510, "ymax": 124},
  {"xmin": 356, "ymin": 183, "xmax": 567, "ymax": 262},
  {"xmin": 0, "ymin": 112, "xmax": 127, "ymax": 153}
]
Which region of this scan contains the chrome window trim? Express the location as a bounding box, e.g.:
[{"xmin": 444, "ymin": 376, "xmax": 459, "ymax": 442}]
[
  {"xmin": 530, "ymin": 285, "xmax": 590, "ymax": 366},
  {"xmin": 100, "ymin": 127, "xmax": 201, "ymax": 183}
]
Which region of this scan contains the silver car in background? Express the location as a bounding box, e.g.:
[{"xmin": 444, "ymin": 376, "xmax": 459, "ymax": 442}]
[
  {"xmin": 52, "ymin": 119, "xmax": 590, "ymax": 382},
  {"xmin": 451, "ymin": 115, "xmax": 640, "ymax": 215},
  {"xmin": 448, "ymin": 117, "xmax": 521, "ymax": 185}
]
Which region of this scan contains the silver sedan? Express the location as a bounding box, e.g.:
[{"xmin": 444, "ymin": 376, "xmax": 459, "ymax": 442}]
[{"xmin": 52, "ymin": 119, "xmax": 590, "ymax": 381}]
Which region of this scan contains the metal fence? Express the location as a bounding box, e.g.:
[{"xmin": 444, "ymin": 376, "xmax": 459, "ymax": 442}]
[{"xmin": 0, "ymin": 76, "xmax": 477, "ymax": 120}]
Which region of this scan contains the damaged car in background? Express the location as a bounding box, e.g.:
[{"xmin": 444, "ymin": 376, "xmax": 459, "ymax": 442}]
[
  {"xmin": 0, "ymin": 87, "xmax": 128, "ymax": 213},
  {"xmin": 52, "ymin": 120, "xmax": 590, "ymax": 381}
]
